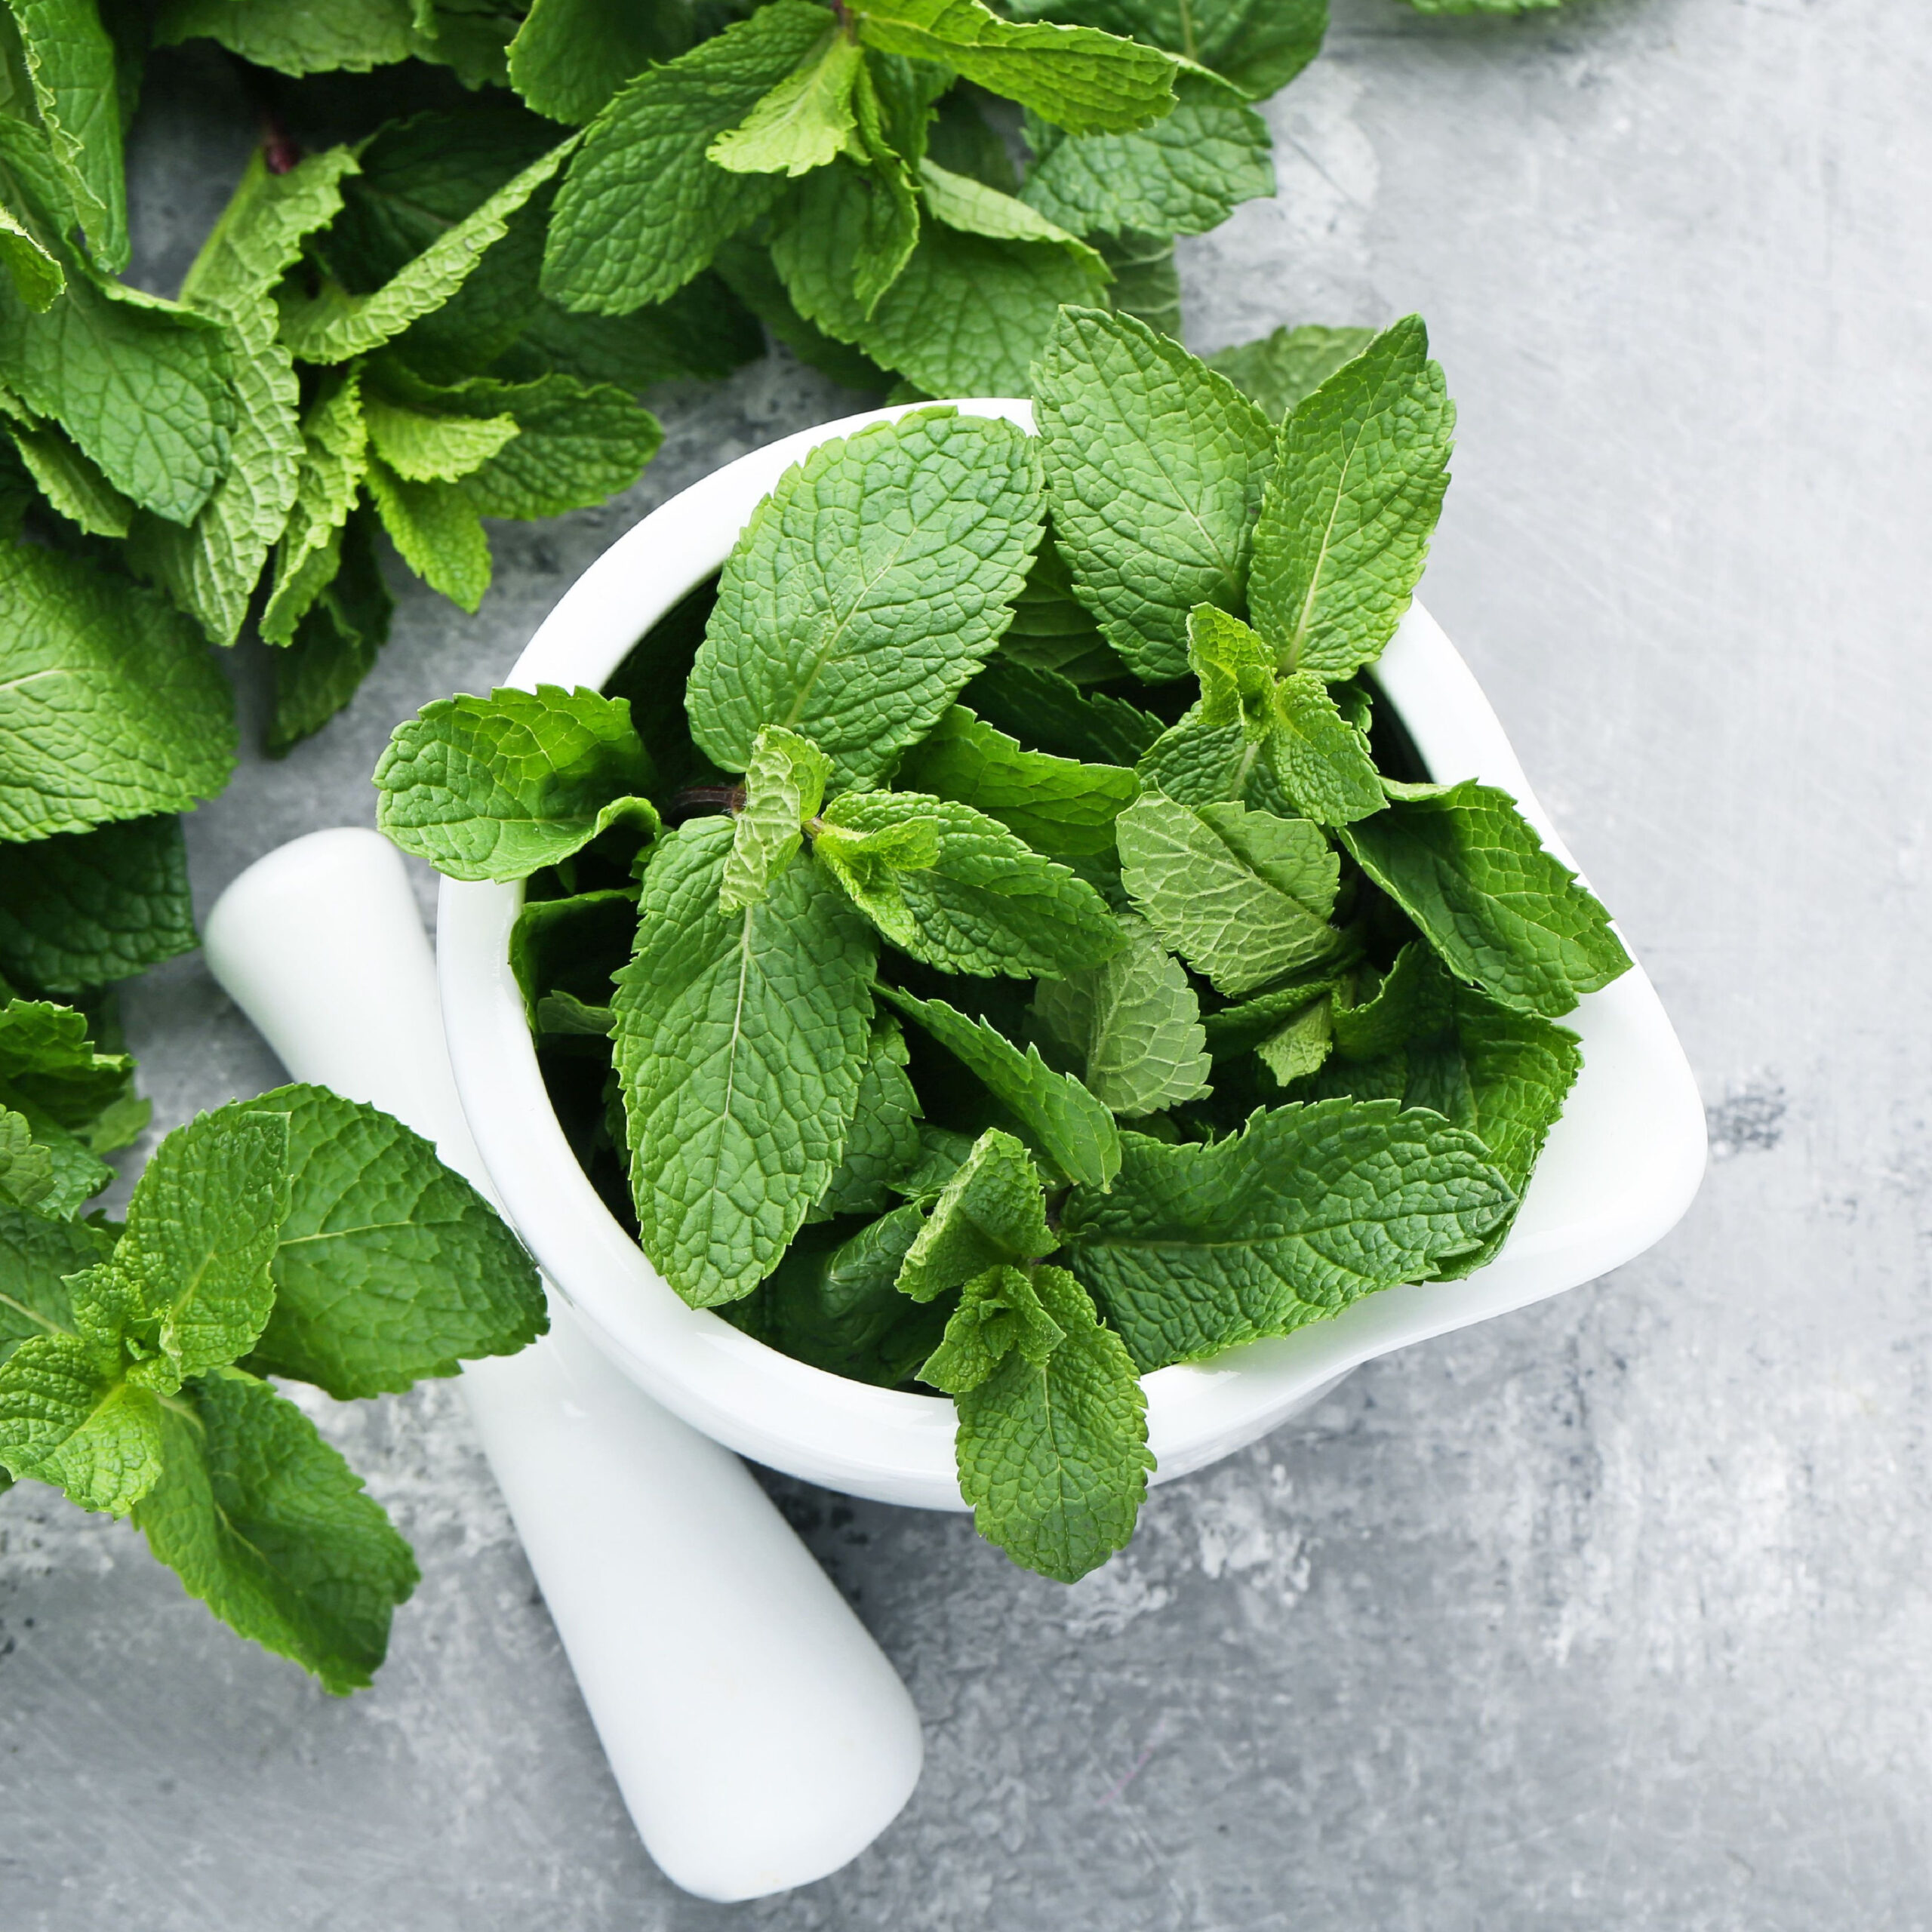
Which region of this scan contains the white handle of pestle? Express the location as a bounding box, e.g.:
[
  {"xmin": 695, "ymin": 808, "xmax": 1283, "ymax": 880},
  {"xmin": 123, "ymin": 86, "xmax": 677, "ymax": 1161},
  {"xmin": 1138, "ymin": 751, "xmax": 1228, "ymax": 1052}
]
[{"xmin": 202, "ymin": 828, "xmax": 921, "ymax": 1903}]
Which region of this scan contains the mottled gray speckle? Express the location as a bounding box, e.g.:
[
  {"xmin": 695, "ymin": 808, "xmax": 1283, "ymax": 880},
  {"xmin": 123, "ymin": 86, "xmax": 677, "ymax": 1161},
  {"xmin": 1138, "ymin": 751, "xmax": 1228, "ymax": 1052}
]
[{"xmin": 5, "ymin": 1, "xmax": 1930, "ymax": 1927}]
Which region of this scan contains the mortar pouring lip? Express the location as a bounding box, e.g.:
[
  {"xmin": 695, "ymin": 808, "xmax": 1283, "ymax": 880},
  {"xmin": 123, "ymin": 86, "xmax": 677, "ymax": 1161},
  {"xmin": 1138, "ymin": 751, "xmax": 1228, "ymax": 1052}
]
[{"xmin": 436, "ymin": 397, "xmax": 1708, "ymax": 1514}]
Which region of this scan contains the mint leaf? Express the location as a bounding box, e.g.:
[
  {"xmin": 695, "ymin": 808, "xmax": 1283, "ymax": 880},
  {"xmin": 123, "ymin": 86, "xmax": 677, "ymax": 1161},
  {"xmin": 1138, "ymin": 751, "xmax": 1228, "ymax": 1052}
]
[
  {"xmin": 266, "ymin": 505, "xmax": 393, "ymax": 755},
  {"xmin": 0, "ymin": 815, "xmax": 195, "ymax": 992},
  {"xmin": 714, "ymin": 234, "xmax": 891, "ymax": 390},
  {"xmin": 944, "ymin": 1262, "xmax": 1150, "ymax": 1580},
  {"xmin": 1133, "ymin": 701, "xmax": 1294, "ymax": 817},
  {"xmin": 1340, "ymin": 780, "xmax": 1632, "ymax": 1019},
  {"xmin": 915, "ymin": 1260, "xmax": 1060, "ymax": 1392},
  {"xmin": 897, "ymin": 1127, "xmax": 1053, "ymax": 1300},
  {"xmin": 541, "ymin": 2, "xmax": 832, "ymax": 312},
  {"xmin": 454, "ymin": 373, "xmax": 662, "ymax": 519},
  {"xmin": 0, "ymin": 1326, "xmax": 166, "ymax": 1514},
  {"xmin": 280, "ymin": 140, "xmax": 576, "ymax": 363},
  {"xmin": 0, "ymin": 996, "xmax": 131, "ymax": 1118},
  {"xmin": 881, "ymin": 986, "xmax": 1119, "ymax": 1187},
  {"xmin": 1096, "ymin": 226, "xmax": 1180, "ymax": 337},
  {"xmin": 919, "ymin": 156, "xmax": 1108, "ymax": 275},
  {"xmin": 10, "ymin": 420, "xmax": 132, "ymax": 534},
  {"xmin": 1032, "ymin": 307, "xmax": 1274, "ymax": 680},
  {"xmin": 1034, "ymin": 914, "xmax": 1211, "ymax": 1115},
  {"xmin": 133, "ymin": 146, "xmax": 358, "ymax": 645},
  {"xmin": 611, "ymin": 817, "xmax": 878, "ymax": 1307},
  {"xmin": 1117, "ymin": 789, "xmax": 1339, "ymax": 996},
  {"xmin": 1019, "ymin": 70, "xmax": 1272, "ymax": 238},
  {"xmin": 724, "ymin": 1204, "xmax": 947, "ymax": 1387},
  {"xmin": 238, "ymin": 1084, "xmax": 545, "ymax": 1400},
  {"xmin": 892, "ymin": 704, "xmax": 1137, "ymax": 859},
  {"xmin": 853, "ymin": 0, "xmax": 1177, "ymax": 134},
  {"xmin": 1008, "ymin": 0, "xmax": 1327, "ymax": 98},
  {"xmin": 364, "ymin": 392, "xmax": 518, "ymax": 482},
  {"xmin": 1060, "ymin": 1099, "xmax": 1515, "ymax": 1369},
  {"xmin": 1208, "ymin": 323, "xmax": 1374, "ymax": 422},
  {"xmin": 0, "ymin": 262, "xmax": 233, "ymax": 524},
  {"xmin": 0, "ymin": 1106, "xmax": 54, "ymax": 1210},
  {"xmin": 815, "ymin": 1016, "xmax": 923, "ymax": 1217},
  {"xmin": 154, "ymin": 0, "xmax": 416, "ymax": 75},
  {"xmin": 134, "ymin": 1367, "xmax": 419, "ymax": 1695},
  {"xmin": 1248, "ymin": 314, "xmax": 1454, "ymax": 679},
  {"xmin": 0, "ymin": 202, "xmax": 63, "ymax": 309},
  {"xmin": 374, "ymin": 685, "xmax": 657, "ymax": 883},
  {"xmin": 260, "ymin": 366, "xmax": 367, "ymax": 645},
  {"xmin": 721, "ymin": 724, "xmax": 832, "ymax": 913},
  {"xmin": 10, "ymin": 0, "xmax": 128, "ymax": 270},
  {"xmin": 689, "ymin": 409, "xmax": 1044, "ymax": 786},
  {"xmin": 0, "ymin": 544, "xmax": 235, "ymax": 840},
  {"xmin": 506, "ymin": 0, "xmax": 678, "ymax": 124},
  {"xmin": 115, "ymin": 1103, "xmax": 291, "ymax": 1379},
  {"xmin": 709, "ymin": 29, "xmax": 863, "ymax": 179},
  {"xmin": 0, "ymin": 1100, "xmax": 110, "ymax": 1217},
  {"xmin": 366, "ymin": 454, "xmax": 492, "ymax": 611},
  {"xmin": 776, "ymin": 186, "xmax": 1108, "ymax": 396},
  {"xmin": 961, "ymin": 657, "xmax": 1163, "ymax": 768},
  {"xmin": 819, "ymin": 789, "xmax": 1121, "ymax": 978},
  {"xmin": 0, "ymin": 1205, "xmax": 111, "ymax": 1352}
]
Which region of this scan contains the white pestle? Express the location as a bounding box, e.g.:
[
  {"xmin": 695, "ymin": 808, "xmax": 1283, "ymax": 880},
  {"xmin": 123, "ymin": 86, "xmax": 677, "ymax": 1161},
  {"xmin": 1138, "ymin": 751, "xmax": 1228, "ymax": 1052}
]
[{"xmin": 202, "ymin": 826, "xmax": 922, "ymax": 1903}]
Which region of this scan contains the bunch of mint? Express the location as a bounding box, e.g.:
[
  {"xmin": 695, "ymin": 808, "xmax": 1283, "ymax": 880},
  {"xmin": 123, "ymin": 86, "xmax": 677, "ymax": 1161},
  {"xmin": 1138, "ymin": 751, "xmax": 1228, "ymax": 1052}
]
[
  {"xmin": 373, "ymin": 307, "xmax": 1630, "ymax": 1582},
  {"xmin": 0, "ymin": 1044, "xmax": 546, "ymax": 1691}
]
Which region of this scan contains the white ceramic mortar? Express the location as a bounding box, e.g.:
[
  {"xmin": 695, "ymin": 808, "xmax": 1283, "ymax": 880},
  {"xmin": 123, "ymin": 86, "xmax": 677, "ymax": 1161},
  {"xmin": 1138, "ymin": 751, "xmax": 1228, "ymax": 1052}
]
[{"xmin": 437, "ymin": 400, "xmax": 1708, "ymax": 1512}]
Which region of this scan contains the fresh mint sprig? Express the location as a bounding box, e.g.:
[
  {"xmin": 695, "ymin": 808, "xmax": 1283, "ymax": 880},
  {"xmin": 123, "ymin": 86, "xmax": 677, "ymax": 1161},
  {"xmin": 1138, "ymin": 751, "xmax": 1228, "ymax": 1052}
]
[{"xmin": 376, "ymin": 307, "xmax": 1627, "ymax": 1583}]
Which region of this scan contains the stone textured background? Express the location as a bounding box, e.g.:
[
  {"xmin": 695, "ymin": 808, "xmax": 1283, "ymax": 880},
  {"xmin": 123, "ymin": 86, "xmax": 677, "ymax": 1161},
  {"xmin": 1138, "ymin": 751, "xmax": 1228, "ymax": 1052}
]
[{"xmin": 5, "ymin": 0, "xmax": 1929, "ymax": 1924}]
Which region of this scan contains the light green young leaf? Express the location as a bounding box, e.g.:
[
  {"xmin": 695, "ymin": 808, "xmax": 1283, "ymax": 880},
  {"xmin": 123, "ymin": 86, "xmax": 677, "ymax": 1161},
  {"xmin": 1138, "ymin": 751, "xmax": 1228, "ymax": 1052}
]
[
  {"xmin": 366, "ymin": 454, "xmax": 492, "ymax": 611},
  {"xmin": 115, "ymin": 1103, "xmax": 291, "ymax": 1378},
  {"xmin": 709, "ymin": 29, "xmax": 864, "ymax": 178},
  {"xmin": 1207, "ymin": 323, "xmax": 1374, "ymax": 423},
  {"xmin": 154, "ymin": 0, "xmax": 417, "ymax": 75},
  {"xmin": 0, "ymin": 1105, "xmax": 54, "ymax": 1209},
  {"xmin": 611, "ymin": 817, "xmax": 878, "ymax": 1308},
  {"xmin": 1248, "ymin": 314, "xmax": 1454, "ymax": 679},
  {"xmin": 1018, "ymin": 69, "xmax": 1272, "ymax": 238},
  {"xmin": 819, "ymin": 789, "xmax": 1121, "ymax": 979},
  {"xmin": 374, "ymin": 684, "xmax": 656, "ymax": 882},
  {"xmin": 1060, "ymin": 1099, "xmax": 1515, "ymax": 1370},
  {"xmin": 280, "ymin": 139, "xmax": 577, "ymax": 363},
  {"xmin": 917, "ymin": 1260, "xmax": 1063, "ymax": 1392},
  {"xmin": 1008, "ymin": 0, "xmax": 1327, "ymax": 99},
  {"xmin": 0, "ymin": 815, "xmax": 195, "ymax": 991},
  {"xmin": 0, "ymin": 1097, "xmax": 111, "ymax": 1216},
  {"xmin": 0, "ymin": 1327, "xmax": 165, "ymax": 1513},
  {"xmin": 8, "ymin": 0, "xmax": 128, "ymax": 269},
  {"xmin": 0, "ymin": 543, "xmax": 235, "ymax": 841},
  {"xmin": 0, "ymin": 257, "xmax": 233, "ymax": 523},
  {"xmin": 881, "ymin": 987, "xmax": 1120, "ymax": 1188},
  {"xmin": 1034, "ymin": 914, "xmax": 1211, "ymax": 1115},
  {"xmin": 1116, "ymin": 789, "xmax": 1339, "ymax": 996},
  {"xmin": 363, "ymin": 392, "xmax": 518, "ymax": 483},
  {"xmin": 11, "ymin": 419, "xmax": 132, "ymax": 534},
  {"xmin": 1032, "ymin": 307, "xmax": 1274, "ymax": 680},
  {"xmin": 804, "ymin": 806, "xmax": 942, "ymax": 951},
  {"xmin": 260, "ymin": 366, "xmax": 368, "ymax": 645},
  {"xmin": 815, "ymin": 1017, "xmax": 923, "ymax": 1218},
  {"xmin": 0, "ymin": 203, "xmax": 62, "ymax": 308},
  {"xmin": 454, "ymin": 373, "xmax": 662, "ymax": 519},
  {"xmin": 897, "ymin": 1128, "xmax": 1053, "ymax": 1301},
  {"xmin": 541, "ymin": 2, "xmax": 833, "ymax": 312},
  {"xmin": 919, "ymin": 157, "xmax": 1108, "ymax": 278},
  {"xmin": 1340, "ymin": 779, "xmax": 1631, "ymax": 1019},
  {"xmin": 689, "ymin": 409, "xmax": 1044, "ymax": 787},
  {"xmin": 775, "ymin": 175, "xmax": 1108, "ymax": 395},
  {"xmin": 721, "ymin": 724, "xmax": 832, "ymax": 913},
  {"xmin": 134, "ymin": 1368, "xmax": 420, "ymax": 1695},
  {"xmin": 853, "ymin": 0, "xmax": 1177, "ymax": 135},
  {"xmin": 947, "ymin": 1262, "xmax": 1150, "ymax": 1581},
  {"xmin": 134, "ymin": 146, "xmax": 359, "ymax": 644},
  {"xmin": 1187, "ymin": 604, "xmax": 1383, "ymax": 824},
  {"xmin": 1133, "ymin": 700, "xmax": 1297, "ymax": 817},
  {"xmin": 237, "ymin": 1084, "xmax": 545, "ymax": 1399},
  {"xmin": 506, "ymin": 0, "xmax": 681, "ymax": 125},
  {"xmin": 892, "ymin": 704, "xmax": 1137, "ymax": 860}
]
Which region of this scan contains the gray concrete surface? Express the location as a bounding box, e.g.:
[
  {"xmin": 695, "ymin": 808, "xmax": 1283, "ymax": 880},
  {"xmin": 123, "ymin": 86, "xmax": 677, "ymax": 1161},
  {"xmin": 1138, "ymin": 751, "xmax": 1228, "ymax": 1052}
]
[{"xmin": 4, "ymin": 0, "xmax": 1929, "ymax": 1924}]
